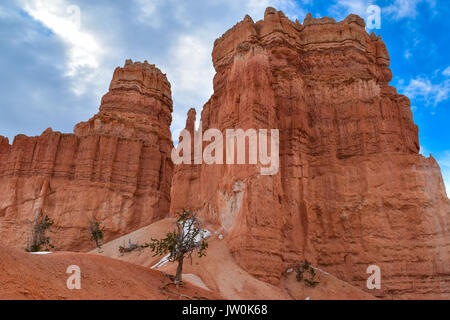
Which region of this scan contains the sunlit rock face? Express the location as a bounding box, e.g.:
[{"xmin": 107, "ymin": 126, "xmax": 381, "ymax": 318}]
[
  {"xmin": 170, "ymin": 8, "xmax": 450, "ymax": 299},
  {"xmin": 0, "ymin": 7, "xmax": 448, "ymax": 300},
  {"xmin": 0, "ymin": 60, "xmax": 174, "ymax": 251}
]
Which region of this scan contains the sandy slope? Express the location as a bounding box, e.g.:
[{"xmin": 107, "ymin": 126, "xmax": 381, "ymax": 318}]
[
  {"xmin": 0, "ymin": 217, "xmax": 376, "ymax": 300},
  {"xmin": 93, "ymin": 218, "xmax": 376, "ymax": 300},
  {"xmin": 0, "ymin": 245, "xmax": 220, "ymax": 300}
]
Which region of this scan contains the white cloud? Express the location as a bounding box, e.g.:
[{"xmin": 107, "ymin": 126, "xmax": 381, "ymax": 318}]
[
  {"xmin": 400, "ymin": 77, "xmax": 450, "ymax": 106},
  {"xmin": 20, "ymin": 0, "xmax": 104, "ymax": 95},
  {"xmin": 332, "ymin": 0, "xmax": 371, "ymax": 16},
  {"xmin": 384, "ymin": 0, "xmax": 435, "ymax": 20},
  {"xmin": 443, "ymin": 66, "xmax": 450, "ymax": 77},
  {"xmin": 134, "ymin": 0, "xmax": 304, "ymax": 28},
  {"xmin": 18, "ymin": 0, "xmax": 303, "ymax": 138},
  {"xmin": 165, "ymin": 31, "xmax": 215, "ymax": 108},
  {"xmin": 330, "ymin": 0, "xmax": 435, "ymax": 22},
  {"xmin": 404, "ymin": 50, "xmax": 411, "ymax": 59},
  {"xmin": 132, "ymin": 0, "xmax": 302, "ymax": 137},
  {"xmin": 134, "ymin": 0, "xmax": 165, "ymax": 28}
]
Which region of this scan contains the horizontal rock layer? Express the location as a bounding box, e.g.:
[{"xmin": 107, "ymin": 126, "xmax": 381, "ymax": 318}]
[
  {"xmin": 0, "ymin": 60, "xmax": 174, "ymax": 251},
  {"xmin": 170, "ymin": 9, "xmax": 450, "ymax": 299}
]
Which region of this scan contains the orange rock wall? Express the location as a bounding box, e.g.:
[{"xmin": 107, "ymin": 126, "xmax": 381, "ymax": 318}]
[
  {"xmin": 0, "ymin": 60, "xmax": 174, "ymax": 251},
  {"xmin": 170, "ymin": 9, "xmax": 450, "ymax": 299},
  {"xmin": 0, "ymin": 8, "xmax": 448, "ymax": 300}
]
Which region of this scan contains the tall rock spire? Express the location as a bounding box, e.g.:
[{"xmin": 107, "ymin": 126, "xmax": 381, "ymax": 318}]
[
  {"xmin": 170, "ymin": 9, "xmax": 450, "ymax": 299},
  {"xmin": 0, "ymin": 60, "xmax": 174, "ymax": 251}
]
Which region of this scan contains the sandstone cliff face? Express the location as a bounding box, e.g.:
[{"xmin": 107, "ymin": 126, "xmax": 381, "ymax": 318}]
[
  {"xmin": 0, "ymin": 60, "xmax": 173, "ymax": 251},
  {"xmin": 170, "ymin": 9, "xmax": 450, "ymax": 299}
]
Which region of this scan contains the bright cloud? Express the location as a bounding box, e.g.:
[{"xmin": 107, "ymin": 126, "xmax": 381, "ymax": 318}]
[
  {"xmin": 3, "ymin": 0, "xmax": 448, "ymax": 163},
  {"xmin": 14, "ymin": 0, "xmax": 304, "ymax": 142},
  {"xmin": 131, "ymin": 0, "xmax": 302, "ymax": 138},
  {"xmin": 20, "ymin": 0, "xmax": 103, "ymax": 95},
  {"xmin": 166, "ymin": 32, "xmax": 215, "ymax": 108},
  {"xmin": 331, "ymin": 0, "xmax": 373, "ymax": 16},
  {"xmin": 400, "ymin": 77, "xmax": 450, "ymax": 106},
  {"xmin": 443, "ymin": 66, "xmax": 450, "ymax": 77}
]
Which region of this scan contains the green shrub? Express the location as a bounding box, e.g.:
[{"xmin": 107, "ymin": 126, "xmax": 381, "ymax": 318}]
[
  {"xmin": 294, "ymin": 260, "xmax": 320, "ymax": 287},
  {"xmin": 142, "ymin": 209, "xmax": 208, "ymax": 283},
  {"xmin": 89, "ymin": 219, "xmax": 104, "ymax": 249},
  {"xmin": 25, "ymin": 211, "xmax": 55, "ymax": 252}
]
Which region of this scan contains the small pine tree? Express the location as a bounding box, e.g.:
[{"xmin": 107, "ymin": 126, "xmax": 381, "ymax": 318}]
[
  {"xmin": 143, "ymin": 209, "xmax": 208, "ymax": 284},
  {"xmin": 294, "ymin": 260, "xmax": 320, "ymax": 287},
  {"xmin": 89, "ymin": 219, "xmax": 104, "ymax": 249},
  {"xmin": 26, "ymin": 211, "xmax": 55, "ymax": 252}
]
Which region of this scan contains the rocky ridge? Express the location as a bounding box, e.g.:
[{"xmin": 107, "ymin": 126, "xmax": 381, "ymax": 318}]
[
  {"xmin": 0, "ymin": 8, "xmax": 448, "ymax": 299},
  {"xmin": 170, "ymin": 8, "xmax": 450, "ymax": 299},
  {"xmin": 0, "ymin": 60, "xmax": 174, "ymax": 251}
]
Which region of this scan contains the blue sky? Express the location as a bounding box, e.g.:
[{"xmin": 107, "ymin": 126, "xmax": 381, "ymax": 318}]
[{"xmin": 0, "ymin": 0, "xmax": 449, "ymax": 195}]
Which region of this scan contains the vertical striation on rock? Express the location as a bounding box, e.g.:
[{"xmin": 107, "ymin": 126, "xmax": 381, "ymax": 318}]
[
  {"xmin": 170, "ymin": 8, "xmax": 450, "ymax": 299},
  {"xmin": 0, "ymin": 8, "xmax": 448, "ymax": 300},
  {"xmin": 0, "ymin": 60, "xmax": 174, "ymax": 251}
]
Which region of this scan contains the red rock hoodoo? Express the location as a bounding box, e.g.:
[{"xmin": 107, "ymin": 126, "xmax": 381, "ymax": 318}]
[
  {"xmin": 0, "ymin": 8, "xmax": 448, "ymax": 300},
  {"xmin": 0, "ymin": 60, "xmax": 174, "ymax": 251},
  {"xmin": 170, "ymin": 9, "xmax": 450, "ymax": 299}
]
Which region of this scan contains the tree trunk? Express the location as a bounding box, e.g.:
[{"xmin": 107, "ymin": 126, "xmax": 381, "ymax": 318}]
[{"xmin": 175, "ymin": 256, "xmax": 184, "ymax": 284}]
